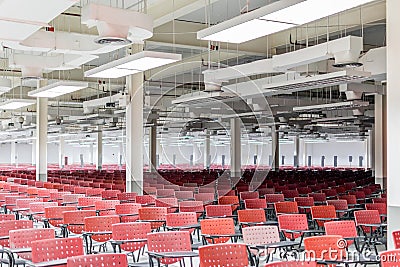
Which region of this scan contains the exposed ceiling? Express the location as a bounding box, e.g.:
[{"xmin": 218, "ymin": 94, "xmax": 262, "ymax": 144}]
[{"xmin": 0, "ymin": 0, "xmax": 387, "ymax": 146}]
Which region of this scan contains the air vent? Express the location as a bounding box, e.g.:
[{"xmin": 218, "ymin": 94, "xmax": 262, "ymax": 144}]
[{"xmin": 94, "ymin": 37, "xmax": 132, "ymax": 45}]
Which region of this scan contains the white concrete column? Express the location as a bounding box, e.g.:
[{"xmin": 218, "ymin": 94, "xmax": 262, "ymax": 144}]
[
  {"xmin": 294, "ymin": 136, "xmax": 300, "ymax": 168},
  {"xmin": 10, "ymin": 142, "xmax": 16, "ymax": 165},
  {"xmin": 31, "ymin": 138, "xmax": 36, "ymax": 166},
  {"xmin": 96, "ymin": 127, "xmax": 103, "ymax": 170},
  {"xmin": 230, "ymin": 118, "xmax": 241, "ymax": 177},
  {"xmin": 387, "ymin": 0, "xmax": 400, "ymax": 249},
  {"xmin": 149, "ymin": 125, "xmax": 157, "ymax": 172},
  {"xmin": 89, "ymin": 144, "xmax": 94, "ymax": 165},
  {"xmin": 118, "ymin": 142, "xmax": 123, "ymax": 167},
  {"xmin": 369, "ymin": 129, "xmax": 375, "ymax": 171},
  {"xmin": 300, "ymin": 138, "xmax": 307, "ymax": 167},
  {"xmin": 204, "ymin": 130, "xmax": 211, "ymax": 169},
  {"xmin": 59, "ymin": 136, "xmax": 65, "ymax": 169},
  {"xmin": 36, "ymin": 80, "xmax": 48, "ymax": 182},
  {"xmin": 126, "ymin": 71, "xmax": 144, "ymax": 194},
  {"xmin": 271, "ymin": 125, "xmax": 280, "ymax": 171},
  {"xmin": 374, "ymin": 94, "xmax": 386, "ymax": 188}
]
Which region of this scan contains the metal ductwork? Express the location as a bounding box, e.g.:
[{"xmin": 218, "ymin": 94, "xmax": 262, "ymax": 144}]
[{"xmin": 81, "ymin": 4, "xmax": 153, "ymax": 45}]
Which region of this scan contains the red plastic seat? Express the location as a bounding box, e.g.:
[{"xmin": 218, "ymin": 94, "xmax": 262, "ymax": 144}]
[
  {"xmin": 117, "ymin": 192, "xmax": 137, "ymax": 203},
  {"xmin": 354, "ymin": 210, "xmax": 382, "ymax": 234},
  {"xmin": 147, "ymin": 231, "xmax": 192, "ymax": 265},
  {"xmin": 29, "ymin": 202, "xmax": 58, "ymax": 221},
  {"xmin": 9, "ymin": 228, "xmax": 55, "ymax": 261},
  {"xmin": 200, "ymin": 218, "xmax": 235, "ymax": 244},
  {"xmin": 175, "ymin": 191, "xmax": 194, "ymax": 201},
  {"xmin": 31, "ymin": 237, "xmax": 84, "ymax": 266},
  {"xmin": 372, "ymin": 197, "xmax": 387, "ymax": 204},
  {"xmin": 324, "ymin": 220, "xmax": 358, "ymax": 247},
  {"xmin": 77, "ymin": 197, "xmax": 102, "ymax": 210},
  {"xmin": 194, "ymin": 193, "xmax": 215, "ymax": 205},
  {"xmin": 84, "ymin": 215, "xmax": 120, "ymax": 243},
  {"xmin": 310, "ymin": 205, "xmax": 337, "ymax": 227},
  {"xmin": 265, "ymin": 194, "xmax": 284, "ymax": 206},
  {"xmin": 44, "ymin": 206, "xmax": 76, "ymax": 228},
  {"xmin": 218, "ymin": 195, "xmax": 239, "ymax": 211},
  {"xmin": 304, "ymin": 235, "xmax": 345, "ymax": 266},
  {"xmin": 326, "ymin": 200, "xmax": 348, "ymax": 218},
  {"xmin": 274, "ymin": 201, "xmax": 298, "ymax": 215},
  {"xmin": 380, "ymin": 249, "xmax": 400, "ymax": 267},
  {"xmin": 155, "ymin": 198, "xmax": 178, "ymax": 213},
  {"xmin": 278, "ymin": 214, "xmax": 310, "ymax": 241},
  {"xmin": 138, "ymin": 207, "xmax": 167, "ymax": 230},
  {"xmin": 135, "ymin": 195, "xmax": 155, "ymax": 205},
  {"xmin": 238, "ymin": 209, "xmax": 266, "ymax": 227},
  {"xmin": 365, "ymin": 203, "xmax": 387, "ymax": 220},
  {"xmin": 308, "ymin": 193, "xmax": 327, "ymax": 204},
  {"xmin": 0, "ymin": 220, "xmax": 33, "ymax": 247},
  {"xmin": 239, "ymin": 191, "xmax": 259, "ymax": 200},
  {"xmin": 63, "ymin": 210, "xmax": 96, "ymax": 235},
  {"xmin": 112, "ymin": 222, "xmax": 151, "ymax": 261},
  {"xmin": 199, "ymin": 243, "xmax": 250, "ymax": 267},
  {"xmin": 101, "ymin": 190, "xmax": 121, "ymax": 200},
  {"xmin": 205, "ymin": 205, "xmax": 232, "ymax": 218},
  {"xmin": 165, "ymin": 212, "xmax": 198, "ymax": 233},
  {"xmin": 179, "ymin": 201, "xmax": 204, "ymax": 218},
  {"xmin": 94, "ymin": 200, "xmax": 120, "ymax": 216},
  {"xmin": 244, "ymin": 198, "xmax": 267, "ymax": 209},
  {"xmin": 67, "ymin": 254, "xmax": 127, "ymax": 267}
]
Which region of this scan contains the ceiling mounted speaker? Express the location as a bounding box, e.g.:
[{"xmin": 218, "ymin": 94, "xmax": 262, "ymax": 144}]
[{"xmin": 82, "ymin": 4, "xmax": 153, "ymax": 45}]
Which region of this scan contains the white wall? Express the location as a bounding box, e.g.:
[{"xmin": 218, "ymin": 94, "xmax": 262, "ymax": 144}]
[{"xmin": 0, "ymin": 139, "xmax": 368, "ymax": 168}]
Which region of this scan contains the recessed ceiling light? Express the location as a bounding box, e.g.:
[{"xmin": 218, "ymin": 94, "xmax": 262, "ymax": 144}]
[{"xmin": 28, "ymin": 81, "xmax": 89, "ymax": 98}]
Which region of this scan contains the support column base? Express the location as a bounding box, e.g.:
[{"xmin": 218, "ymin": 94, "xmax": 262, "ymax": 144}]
[
  {"xmin": 36, "ymin": 174, "xmax": 47, "ymax": 182},
  {"xmin": 375, "ymin": 177, "xmax": 387, "ymax": 191},
  {"xmin": 126, "ymin": 180, "xmax": 143, "ymax": 195}
]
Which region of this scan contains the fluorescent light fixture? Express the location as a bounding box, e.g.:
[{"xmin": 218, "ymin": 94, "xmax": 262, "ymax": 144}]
[
  {"xmin": 28, "ymin": 81, "xmax": 88, "ymax": 98},
  {"xmin": 0, "ymin": 99, "xmax": 36, "ymax": 110},
  {"xmin": 84, "ymin": 51, "xmax": 182, "ymax": 79},
  {"xmin": 293, "ymin": 100, "xmax": 369, "ymax": 112},
  {"xmin": 198, "ymin": 0, "xmax": 375, "ymax": 43}
]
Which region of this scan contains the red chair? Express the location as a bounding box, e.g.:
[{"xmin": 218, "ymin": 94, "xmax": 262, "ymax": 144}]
[
  {"xmin": 0, "ymin": 214, "xmax": 15, "ymax": 221},
  {"xmin": 62, "ymin": 194, "xmax": 85, "ymax": 206},
  {"xmin": 282, "ymin": 190, "xmax": 299, "ymax": 200},
  {"xmin": 44, "ymin": 206, "xmax": 76, "ymax": 230},
  {"xmin": 237, "ymin": 209, "xmax": 267, "ymax": 228},
  {"xmin": 84, "ymin": 215, "xmax": 120, "ymax": 253},
  {"xmin": 372, "ymin": 198, "xmax": 387, "ymax": 204},
  {"xmin": 326, "ymin": 200, "xmax": 349, "ymax": 218},
  {"xmin": 239, "ymin": 191, "xmax": 259, "ymax": 200},
  {"xmin": 115, "ymin": 203, "xmax": 140, "ymax": 222},
  {"xmin": 0, "ymin": 220, "xmax": 33, "ymax": 247},
  {"xmin": 295, "ymin": 197, "xmax": 314, "ymax": 214},
  {"xmin": 274, "ymin": 202, "xmax": 298, "ymax": 215},
  {"xmin": 166, "ymin": 212, "xmax": 198, "ymax": 234},
  {"xmin": 101, "ymin": 190, "xmax": 120, "ymax": 200},
  {"xmin": 138, "ymin": 207, "xmax": 167, "ymax": 230},
  {"xmin": 9, "ymin": 228, "xmax": 55, "ymax": 261},
  {"xmin": 199, "ymin": 243, "xmax": 250, "ymax": 267},
  {"xmin": 324, "ymin": 220, "xmax": 360, "ymax": 247},
  {"xmin": 67, "ymin": 254, "xmax": 127, "ymax": 267},
  {"xmin": 135, "ymin": 195, "xmax": 155, "ymax": 205},
  {"xmin": 278, "ymin": 214, "xmax": 322, "ymax": 246},
  {"xmin": 63, "ymin": 210, "xmax": 96, "ymax": 236},
  {"xmin": 155, "ymin": 198, "xmax": 178, "ymax": 213},
  {"xmin": 94, "ymin": 200, "xmax": 120, "ymax": 216},
  {"xmin": 310, "ymin": 205, "xmax": 337, "ymax": 228},
  {"xmin": 200, "ymin": 218, "xmax": 235, "ymax": 244},
  {"xmin": 339, "ymin": 195, "xmax": 358, "ymax": 207},
  {"xmin": 205, "ymin": 205, "xmax": 233, "ymax": 218},
  {"xmin": 365, "ymin": 203, "xmax": 387, "ymax": 221},
  {"xmin": 175, "ymin": 191, "xmax": 194, "ymax": 201},
  {"xmin": 244, "ymin": 198, "xmax": 267, "ymax": 209},
  {"xmin": 308, "ymin": 193, "xmax": 327, "ymax": 205},
  {"xmin": 147, "ymin": 231, "xmax": 193, "ymax": 266},
  {"xmin": 179, "ymin": 201, "xmax": 204, "ymax": 218},
  {"xmin": 304, "ymin": 235, "xmax": 346, "ymax": 266},
  {"xmin": 194, "ymin": 193, "xmax": 215, "ymax": 205},
  {"xmin": 354, "ymin": 210, "xmax": 386, "ymax": 253},
  {"xmin": 77, "ymin": 197, "xmax": 102, "ymax": 210},
  {"xmin": 29, "ymin": 202, "xmax": 58, "ymax": 221},
  {"xmin": 380, "ymin": 249, "xmax": 400, "ymax": 267},
  {"xmin": 31, "ymin": 237, "xmax": 84, "ymax": 266},
  {"xmin": 393, "ymin": 230, "xmax": 400, "ymax": 249},
  {"xmin": 112, "ymin": 222, "xmax": 151, "ymax": 262},
  {"xmin": 218, "ymin": 196, "xmax": 239, "ymax": 212},
  {"xmin": 156, "ymin": 189, "xmax": 175, "ymax": 198},
  {"xmin": 265, "ymin": 194, "xmax": 284, "ymax": 206},
  {"xmin": 117, "ymin": 192, "xmax": 137, "ymax": 203}
]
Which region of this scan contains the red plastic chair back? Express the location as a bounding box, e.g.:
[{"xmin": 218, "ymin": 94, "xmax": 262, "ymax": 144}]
[
  {"xmin": 354, "ymin": 210, "xmax": 381, "ymax": 233},
  {"xmin": 31, "ymin": 237, "xmax": 83, "ymax": 264},
  {"xmin": 0, "ymin": 220, "xmax": 33, "ymax": 247},
  {"xmin": 115, "ymin": 203, "xmax": 140, "ymax": 222},
  {"xmin": 77, "ymin": 197, "xmax": 102, "ymax": 210},
  {"xmin": 218, "ymin": 195, "xmax": 239, "ymax": 211},
  {"xmin": 238, "ymin": 209, "xmax": 266, "ymax": 224},
  {"xmin": 9, "ymin": 228, "xmax": 55, "ymax": 261},
  {"xmin": 274, "ymin": 201, "xmax": 298, "ymax": 214},
  {"xmin": 380, "ymin": 249, "xmax": 400, "ymax": 267},
  {"xmin": 138, "ymin": 207, "xmax": 167, "ymax": 230},
  {"xmin": 174, "ymin": 191, "xmax": 194, "ymax": 200},
  {"xmin": 0, "ymin": 214, "xmax": 15, "ymax": 221},
  {"xmin": 94, "ymin": 200, "xmax": 120, "ymax": 215},
  {"xmin": 244, "ymin": 198, "xmax": 267, "ymax": 209},
  {"xmin": 147, "ymin": 231, "xmax": 192, "ymax": 265},
  {"xmin": 101, "ymin": 190, "xmax": 121, "ymax": 200},
  {"xmin": 179, "ymin": 201, "xmax": 204, "ymax": 218},
  {"xmin": 199, "ymin": 244, "xmax": 249, "ymax": 267},
  {"xmin": 278, "ymin": 214, "xmax": 309, "ymax": 240},
  {"xmin": 365, "ymin": 203, "xmax": 387, "ymax": 216},
  {"xmin": 135, "ymin": 195, "xmax": 155, "ymax": 205},
  {"xmin": 45, "ymin": 206, "xmax": 76, "ymax": 227},
  {"xmin": 67, "ymin": 254, "xmax": 127, "ymax": 267},
  {"xmin": 29, "ymin": 202, "xmax": 58, "ymax": 220},
  {"xmin": 194, "ymin": 193, "xmax": 215, "ymax": 204},
  {"xmin": 63, "ymin": 210, "xmax": 96, "ymax": 235},
  {"xmin": 84, "ymin": 215, "xmax": 120, "ymax": 242},
  {"xmin": 117, "ymin": 192, "xmax": 137, "ymax": 203},
  {"xmin": 205, "ymin": 205, "xmax": 232, "ymax": 217},
  {"xmin": 338, "ymin": 195, "xmax": 357, "ymax": 205},
  {"xmin": 239, "ymin": 191, "xmax": 259, "ymax": 200},
  {"xmin": 166, "ymin": 212, "xmax": 197, "ymax": 233},
  {"xmin": 393, "ymin": 231, "xmax": 400, "ymax": 249},
  {"xmin": 200, "ymin": 218, "xmax": 235, "ymax": 244},
  {"xmin": 304, "ymin": 235, "xmax": 346, "ymax": 267},
  {"xmin": 324, "ymin": 220, "xmax": 358, "ymax": 246},
  {"xmin": 112, "ymin": 222, "xmax": 151, "ymax": 253},
  {"xmin": 265, "ymin": 194, "xmax": 284, "ymax": 204},
  {"xmin": 311, "ymin": 205, "xmax": 337, "ymax": 227},
  {"xmin": 308, "ymin": 193, "xmax": 327, "ymax": 203},
  {"xmin": 155, "ymin": 198, "xmax": 178, "ymax": 213}
]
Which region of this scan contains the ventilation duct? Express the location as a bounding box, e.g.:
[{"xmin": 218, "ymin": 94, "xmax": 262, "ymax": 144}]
[
  {"xmin": 172, "ymin": 91, "xmax": 237, "ymax": 106},
  {"xmin": 81, "ymin": 4, "xmax": 153, "ymax": 44}
]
